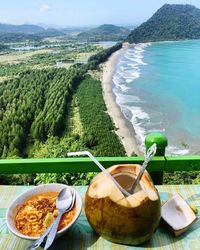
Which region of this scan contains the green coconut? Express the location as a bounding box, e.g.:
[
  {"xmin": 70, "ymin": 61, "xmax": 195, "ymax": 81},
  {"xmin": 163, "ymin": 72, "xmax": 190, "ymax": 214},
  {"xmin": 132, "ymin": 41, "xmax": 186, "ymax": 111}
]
[{"xmin": 85, "ymin": 164, "xmax": 161, "ymax": 245}]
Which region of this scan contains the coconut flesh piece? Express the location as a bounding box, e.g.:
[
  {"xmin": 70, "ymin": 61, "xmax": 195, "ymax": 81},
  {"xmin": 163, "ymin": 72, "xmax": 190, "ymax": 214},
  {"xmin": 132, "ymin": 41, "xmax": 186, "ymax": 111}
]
[
  {"xmin": 88, "ymin": 165, "xmax": 159, "ymax": 207},
  {"xmin": 85, "ymin": 164, "xmax": 161, "ymax": 245},
  {"xmin": 161, "ymin": 194, "xmax": 197, "ymax": 236}
]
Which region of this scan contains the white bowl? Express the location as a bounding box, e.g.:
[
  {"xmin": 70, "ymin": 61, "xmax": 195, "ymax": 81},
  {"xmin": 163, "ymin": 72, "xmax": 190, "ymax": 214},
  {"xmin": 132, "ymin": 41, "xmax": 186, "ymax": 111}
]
[{"xmin": 6, "ymin": 183, "xmax": 82, "ymax": 240}]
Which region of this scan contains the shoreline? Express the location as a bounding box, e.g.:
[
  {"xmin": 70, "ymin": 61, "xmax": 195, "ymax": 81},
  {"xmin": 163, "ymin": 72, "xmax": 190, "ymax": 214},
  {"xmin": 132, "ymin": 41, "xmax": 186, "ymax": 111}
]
[{"xmin": 102, "ymin": 44, "xmax": 141, "ymax": 156}]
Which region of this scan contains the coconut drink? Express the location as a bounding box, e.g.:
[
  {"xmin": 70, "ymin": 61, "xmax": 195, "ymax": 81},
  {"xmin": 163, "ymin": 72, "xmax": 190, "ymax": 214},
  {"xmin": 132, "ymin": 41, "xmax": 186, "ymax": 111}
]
[
  {"xmin": 85, "ymin": 164, "xmax": 161, "ymax": 245},
  {"xmin": 68, "ymin": 147, "xmax": 160, "ymax": 245}
]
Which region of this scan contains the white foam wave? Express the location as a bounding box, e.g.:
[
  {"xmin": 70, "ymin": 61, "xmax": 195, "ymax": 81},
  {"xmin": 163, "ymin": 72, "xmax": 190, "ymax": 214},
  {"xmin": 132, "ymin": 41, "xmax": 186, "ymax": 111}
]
[
  {"xmin": 120, "ymin": 65, "xmax": 126, "ymax": 71},
  {"xmin": 120, "ymin": 85, "xmax": 130, "ymax": 92},
  {"xmin": 112, "ymin": 43, "xmax": 152, "ymax": 150},
  {"xmin": 127, "ymin": 63, "xmax": 137, "ymax": 67},
  {"xmin": 134, "ymin": 47, "xmax": 144, "ymax": 53},
  {"xmin": 127, "ymin": 106, "xmax": 150, "ymax": 121},
  {"xmin": 114, "ymin": 85, "xmax": 130, "ymax": 92},
  {"xmin": 114, "ymin": 64, "xmax": 141, "ymax": 85},
  {"xmin": 115, "ymin": 94, "xmax": 141, "ymax": 105},
  {"xmin": 130, "ymin": 71, "xmax": 140, "ymax": 78},
  {"xmin": 134, "ymin": 53, "xmax": 144, "ymax": 59},
  {"xmin": 124, "ymin": 54, "xmax": 143, "ymax": 64},
  {"xmin": 113, "ymin": 77, "xmax": 130, "ymax": 91},
  {"xmin": 130, "ymin": 57, "xmax": 147, "ymax": 65},
  {"xmin": 112, "ymin": 75, "xmax": 121, "ymax": 84},
  {"xmin": 166, "ymin": 146, "xmax": 190, "ymax": 156},
  {"xmin": 118, "ymin": 105, "xmax": 150, "ymax": 147},
  {"xmin": 125, "ymin": 78, "xmax": 133, "ymax": 83},
  {"xmin": 116, "ymin": 70, "xmax": 124, "ymax": 77},
  {"xmin": 126, "ymin": 49, "xmax": 136, "ymax": 56},
  {"xmin": 124, "ymin": 47, "xmax": 148, "ymax": 65}
]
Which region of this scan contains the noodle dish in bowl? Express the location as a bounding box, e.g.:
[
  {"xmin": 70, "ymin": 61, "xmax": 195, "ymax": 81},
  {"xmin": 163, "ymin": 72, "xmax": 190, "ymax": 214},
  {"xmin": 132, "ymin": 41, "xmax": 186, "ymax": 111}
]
[{"xmin": 6, "ymin": 183, "xmax": 82, "ymax": 240}]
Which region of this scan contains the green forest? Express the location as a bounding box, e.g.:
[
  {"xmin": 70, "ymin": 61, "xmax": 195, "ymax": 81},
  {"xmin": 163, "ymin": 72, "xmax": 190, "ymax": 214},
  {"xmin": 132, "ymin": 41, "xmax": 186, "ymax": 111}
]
[
  {"xmin": 0, "ymin": 67, "xmax": 83, "ymax": 158},
  {"xmin": 0, "ymin": 42, "xmax": 126, "ymax": 185},
  {"xmin": 0, "ymin": 43, "xmax": 122, "ymax": 158}
]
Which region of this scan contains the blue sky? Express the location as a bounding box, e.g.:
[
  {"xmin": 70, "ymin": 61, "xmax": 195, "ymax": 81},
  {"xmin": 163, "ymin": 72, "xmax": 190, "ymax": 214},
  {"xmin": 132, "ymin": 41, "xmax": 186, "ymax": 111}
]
[{"xmin": 1, "ymin": 0, "xmax": 200, "ymax": 27}]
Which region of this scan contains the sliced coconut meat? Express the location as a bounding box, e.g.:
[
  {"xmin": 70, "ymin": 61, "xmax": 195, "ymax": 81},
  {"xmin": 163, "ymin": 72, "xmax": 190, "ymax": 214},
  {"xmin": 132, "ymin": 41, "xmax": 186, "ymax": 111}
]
[
  {"xmin": 88, "ymin": 164, "xmax": 159, "ymax": 207},
  {"xmin": 161, "ymin": 194, "xmax": 197, "ymax": 235}
]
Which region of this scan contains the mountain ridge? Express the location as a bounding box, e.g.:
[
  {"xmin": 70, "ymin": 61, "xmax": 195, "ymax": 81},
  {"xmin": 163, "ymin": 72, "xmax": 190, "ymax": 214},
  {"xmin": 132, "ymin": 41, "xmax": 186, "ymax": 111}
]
[
  {"xmin": 0, "ymin": 23, "xmax": 45, "ymax": 34},
  {"xmin": 77, "ymin": 24, "xmax": 130, "ymax": 41}
]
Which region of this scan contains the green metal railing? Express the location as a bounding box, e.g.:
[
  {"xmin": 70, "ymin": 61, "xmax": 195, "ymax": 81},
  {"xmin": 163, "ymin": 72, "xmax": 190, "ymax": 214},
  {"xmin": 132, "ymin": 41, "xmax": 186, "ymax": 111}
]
[{"xmin": 0, "ymin": 133, "xmax": 200, "ymax": 184}]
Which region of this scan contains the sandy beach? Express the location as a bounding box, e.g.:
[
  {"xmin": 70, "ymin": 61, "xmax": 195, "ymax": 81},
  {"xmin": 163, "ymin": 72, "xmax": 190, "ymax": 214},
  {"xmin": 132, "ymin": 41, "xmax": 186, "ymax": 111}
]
[{"xmin": 102, "ymin": 44, "xmax": 141, "ymax": 156}]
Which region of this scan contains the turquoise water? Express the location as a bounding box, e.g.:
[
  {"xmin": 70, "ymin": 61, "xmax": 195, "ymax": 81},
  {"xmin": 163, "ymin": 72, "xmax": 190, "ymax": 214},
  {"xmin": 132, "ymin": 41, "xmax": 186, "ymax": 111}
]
[{"xmin": 112, "ymin": 40, "xmax": 200, "ymax": 155}]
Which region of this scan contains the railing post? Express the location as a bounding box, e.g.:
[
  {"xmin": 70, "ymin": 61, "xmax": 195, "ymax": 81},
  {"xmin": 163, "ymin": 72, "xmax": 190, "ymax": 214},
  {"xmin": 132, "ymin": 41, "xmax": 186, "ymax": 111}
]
[{"xmin": 145, "ymin": 132, "xmax": 168, "ymax": 184}]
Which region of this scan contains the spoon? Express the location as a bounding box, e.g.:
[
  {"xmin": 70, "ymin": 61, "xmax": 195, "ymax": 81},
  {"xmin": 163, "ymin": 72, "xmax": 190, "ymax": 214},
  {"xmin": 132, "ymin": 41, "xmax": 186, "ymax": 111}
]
[
  {"xmin": 28, "ymin": 187, "xmax": 74, "ymax": 250},
  {"xmin": 129, "ymin": 143, "xmax": 157, "ymax": 194},
  {"xmin": 43, "ymin": 188, "xmax": 75, "ymax": 250}
]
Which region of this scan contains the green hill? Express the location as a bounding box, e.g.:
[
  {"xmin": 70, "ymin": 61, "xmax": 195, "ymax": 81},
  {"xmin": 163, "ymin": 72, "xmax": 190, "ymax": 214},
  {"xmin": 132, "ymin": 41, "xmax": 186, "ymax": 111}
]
[
  {"xmin": 0, "ymin": 23, "xmax": 45, "ymax": 34},
  {"xmin": 77, "ymin": 24, "xmax": 129, "ymax": 41},
  {"xmin": 0, "ymin": 26, "xmax": 64, "ymax": 43},
  {"xmin": 127, "ymin": 4, "xmax": 200, "ymax": 43}
]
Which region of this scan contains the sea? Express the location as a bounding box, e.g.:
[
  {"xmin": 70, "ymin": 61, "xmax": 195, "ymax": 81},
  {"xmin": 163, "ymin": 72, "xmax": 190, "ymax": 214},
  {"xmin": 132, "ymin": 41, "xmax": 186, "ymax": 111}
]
[{"xmin": 112, "ymin": 40, "xmax": 200, "ymax": 155}]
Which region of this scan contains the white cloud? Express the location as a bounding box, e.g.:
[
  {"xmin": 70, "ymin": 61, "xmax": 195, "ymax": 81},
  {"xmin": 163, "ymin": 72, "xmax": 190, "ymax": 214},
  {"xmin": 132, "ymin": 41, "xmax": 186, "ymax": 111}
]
[{"xmin": 40, "ymin": 4, "xmax": 51, "ymax": 12}]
